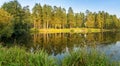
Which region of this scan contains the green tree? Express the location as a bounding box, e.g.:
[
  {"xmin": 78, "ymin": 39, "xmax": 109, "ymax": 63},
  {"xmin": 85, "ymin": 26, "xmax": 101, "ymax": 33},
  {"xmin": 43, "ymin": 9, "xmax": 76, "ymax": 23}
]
[
  {"xmin": 112, "ymin": 15, "xmax": 118, "ymax": 29},
  {"xmin": 32, "ymin": 3, "xmax": 42, "ymax": 29},
  {"xmin": 67, "ymin": 7, "xmax": 75, "ymax": 28},
  {"xmin": 75, "ymin": 13, "xmax": 83, "ymax": 28},
  {"xmin": 105, "ymin": 14, "xmax": 117, "ymax": 29},
  {"xmin": 80, "ymin": 13, "xmax": 85, "ymax": 27},
  {"xmin": 85, "ymin": 10, "xmax": 95, "ymax": 28},
  {"xmin": 42, "ymin": 5, "xmax": 52, "ymax": 29},
  {"xmin": 75, "ymin": 13, "xmax": 80, "ymax": 28},
  {"xmin": 2, "ymin": 0, "xmax": 31, "ymax": 43},
  {"xmin": 61, "ymin": 8, "xmax": 67, "ymax": 28},
  {"xmin": 105, "ymin": 15, "xmax": 112, "ymax": 29},
  {"xmin": 103, "ymin": 12, "xmax": 108, "ymax": 29},
  {"xmin": 96, "ymin": 11, "xmax": 104, "ymax": 29},
  {"xmin": 117, "ymin": 18, "xmax": 120, "ymax": 28},
  {"xmin": 2, "ymin": 0, "xmax": 21, "ymax": 36},
  {"xmin": 0, "ymin": 8, "xmax": 13, "ymax": 38},
  {"xmin": 23, "ymin": 6, "xmax": 32, "ymax": 30},
  {"xmin": 52, "ymin": 6, "xmax": 61, "ymax": 28}
]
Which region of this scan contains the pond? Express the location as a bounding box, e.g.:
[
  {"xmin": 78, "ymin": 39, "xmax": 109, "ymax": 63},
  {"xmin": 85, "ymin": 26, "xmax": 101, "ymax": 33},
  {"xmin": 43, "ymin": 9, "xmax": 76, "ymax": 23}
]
[{"xmin": 23, "ymin": 32, "xmax": 120, "ymax": 61}]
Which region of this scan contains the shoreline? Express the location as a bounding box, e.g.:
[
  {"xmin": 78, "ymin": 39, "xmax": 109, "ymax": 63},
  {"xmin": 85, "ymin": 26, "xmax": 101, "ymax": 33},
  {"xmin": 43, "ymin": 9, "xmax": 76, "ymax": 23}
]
[{"xmin": 31, "ymin": 28, "xmax": 113, "ymax": 33}]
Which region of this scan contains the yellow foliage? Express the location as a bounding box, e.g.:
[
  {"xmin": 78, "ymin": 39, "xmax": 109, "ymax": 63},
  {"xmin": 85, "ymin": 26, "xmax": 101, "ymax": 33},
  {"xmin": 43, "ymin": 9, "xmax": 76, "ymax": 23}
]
[
  {"xmin": 0, "ymin": 8, "xmax": 13, "ymax": 37},
  {"xmin": 0, "ymin": 8, "xmax": 13, "ymax": 24}
]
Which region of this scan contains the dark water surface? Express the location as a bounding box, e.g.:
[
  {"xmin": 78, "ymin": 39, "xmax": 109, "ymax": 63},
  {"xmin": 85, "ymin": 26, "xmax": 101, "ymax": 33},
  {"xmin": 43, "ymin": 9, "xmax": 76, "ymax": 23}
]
[{"xmin": 25, "ymin": 32, "xmax": 120, "ymax": 61}]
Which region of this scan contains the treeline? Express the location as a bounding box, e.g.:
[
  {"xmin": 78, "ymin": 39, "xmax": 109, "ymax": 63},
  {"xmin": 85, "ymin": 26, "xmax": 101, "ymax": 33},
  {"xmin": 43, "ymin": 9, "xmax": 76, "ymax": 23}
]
[
  {"xmin": 0, "ymin": 0, "xmax": 120, "ymax": 42},
  {"xmin": 32, "ymin": 4, "xmax": 120, "ymax": 29}
]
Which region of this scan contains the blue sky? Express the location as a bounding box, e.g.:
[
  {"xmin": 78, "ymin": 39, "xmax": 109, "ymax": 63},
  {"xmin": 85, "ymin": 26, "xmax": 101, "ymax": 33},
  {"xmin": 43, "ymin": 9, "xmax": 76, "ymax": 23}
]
[{"xmin": 0, "ymin": 0, "xmax": 120, "ymax": 17}]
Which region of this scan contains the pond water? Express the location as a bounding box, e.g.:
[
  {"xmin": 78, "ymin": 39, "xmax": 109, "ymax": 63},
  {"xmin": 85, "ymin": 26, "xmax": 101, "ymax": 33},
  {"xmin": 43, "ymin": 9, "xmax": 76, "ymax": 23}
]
[{"xmin": 25, "ymin": 32, "xmax": 120, "ymax": 61}]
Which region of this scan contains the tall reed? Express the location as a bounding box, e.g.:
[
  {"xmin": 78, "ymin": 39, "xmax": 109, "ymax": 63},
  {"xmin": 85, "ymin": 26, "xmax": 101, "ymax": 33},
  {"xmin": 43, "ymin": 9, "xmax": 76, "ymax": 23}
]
[{"xmin": 0, "ymin": 45, "xmax": 119, "ymax": 66}]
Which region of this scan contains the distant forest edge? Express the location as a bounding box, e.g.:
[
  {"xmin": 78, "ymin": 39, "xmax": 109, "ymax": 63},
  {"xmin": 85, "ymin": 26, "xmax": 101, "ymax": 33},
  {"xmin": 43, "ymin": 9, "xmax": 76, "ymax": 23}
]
[{"xmin": 0, "ymin": 0, "xmax": 120, "ymax": 39}]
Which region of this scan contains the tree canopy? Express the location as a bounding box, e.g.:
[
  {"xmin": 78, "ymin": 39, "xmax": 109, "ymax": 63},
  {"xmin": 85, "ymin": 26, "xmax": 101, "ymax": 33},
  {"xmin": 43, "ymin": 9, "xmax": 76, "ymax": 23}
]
[
  {"xmin": 1, "ymin": 0, "xmax": 31, "ymax": 43},
  {"xmin": 0, "ymin": 8, "xmax": 13, "ymax": 38}
]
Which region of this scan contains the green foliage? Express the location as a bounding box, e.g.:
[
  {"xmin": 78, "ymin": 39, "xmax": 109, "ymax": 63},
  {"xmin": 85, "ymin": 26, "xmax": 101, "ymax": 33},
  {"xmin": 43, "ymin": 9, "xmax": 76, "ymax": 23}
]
[
  {"xmin": 0, "ymin": 46, "xmax": 57, "ymax": 66},
  {"xmin": 1, "ymin": 0, "xmax": 32, "ymax": 44},
  {"xmin": 0, "ymin": 8, "xmax": 13, "ymax": 38},
  {"xmin": 2, "ymin": 0, "xmax": 31, "ymax": 36},
  {"xmin": 75, "ymin": 13, "xmax": 84, "ymax": 28},
  {"xmin": 1, "ymin": 0, "xmax": 119, "ymax": 37},
  {"xmin": 32, "ymin": 3, "xmax": 42, "ymax": 29},
  {"xmin": 52, "ymin": 6, "xmax": 67, "ymax": 29},
  {"xmin": 28, "ymin": 50, "xmax": 57, "ymax": 66},
  {"xmin": 67, "ymin": 7, "xmax": 75, "ymax": 28},
  {"xmin": 62, "ymin": 48, "xmax": 119, "ymax": 66},
  {"xmin": 86, "ymin": 10, "xmax": 95, "ymax": 28},
  {"xmin": 0, "ymin": 0, "xmax": 120, "ymax": 44},
  {"xmin": 32, "ymin": 3, "xmax": 120, "ymax": 30},
  {"xmin": 0, "ymin": 46, "xmax": 119, "ymax": 66},
  {"xmin": 0, "ymin": 46, "xmax": 28, "ymax": 66},
  {"xmin": 1, "ymin": 0, "xmax": 120, "ymax": 35},
  {"xmin": 42, "ymin": 5, "xmax": 52, "ymax": 29}
]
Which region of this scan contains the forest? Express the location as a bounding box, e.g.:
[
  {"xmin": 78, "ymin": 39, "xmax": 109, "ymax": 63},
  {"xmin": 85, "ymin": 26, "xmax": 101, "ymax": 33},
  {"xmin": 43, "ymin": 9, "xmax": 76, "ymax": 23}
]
[
  {"xmin": 0, "ymin": 0, "xmax": 120, "ymax": 42},
  {"xmin": 1, "ymin": 0, "xmax": 120, "ymax": 66}
]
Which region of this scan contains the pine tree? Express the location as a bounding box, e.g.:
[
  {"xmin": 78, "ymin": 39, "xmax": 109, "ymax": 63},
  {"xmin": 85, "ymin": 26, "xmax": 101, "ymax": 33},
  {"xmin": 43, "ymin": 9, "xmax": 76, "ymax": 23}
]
[
  {"xmin": 85, "ymin": 10, "xmax": 95, "ymax": 28},
  {"xmin": 67, "ymin": 7, "xmax": 75, "ymax": 28},
  {"xmin": 32, "ymin": 3, "xmax": 42, "ymax": 29}
]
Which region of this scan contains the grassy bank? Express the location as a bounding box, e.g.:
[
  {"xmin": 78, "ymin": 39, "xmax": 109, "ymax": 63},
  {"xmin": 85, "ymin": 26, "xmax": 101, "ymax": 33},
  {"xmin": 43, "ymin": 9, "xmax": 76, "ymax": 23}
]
[
  {"xmin": 0, "ymin": 46, "xmax": 56, "ymax": 66},
  {"xmin": 38, "ymin": 28, "xmax": 102, "ymax": 33},
  {"xmin": 0, "ymin": 46, "xmax": 119, "ymax": 66}
]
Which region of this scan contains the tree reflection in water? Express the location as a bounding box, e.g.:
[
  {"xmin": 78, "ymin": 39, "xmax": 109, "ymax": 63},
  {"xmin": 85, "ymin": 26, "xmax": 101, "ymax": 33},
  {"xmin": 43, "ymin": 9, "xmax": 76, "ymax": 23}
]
[{"xmin": 31, "ymin": 32, "xmax": 120, "ymax": 55}]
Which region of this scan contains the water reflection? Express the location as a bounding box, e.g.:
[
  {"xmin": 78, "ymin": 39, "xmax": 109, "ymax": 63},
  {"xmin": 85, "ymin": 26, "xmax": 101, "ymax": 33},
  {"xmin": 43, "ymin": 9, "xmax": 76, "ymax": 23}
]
[
  {"xmin": 96, "ymin": 41, "xmax": 120, "ymax": 61},
  {"xmin": 31, "ymin": 32, "xmax": 120, "ymax": 56}
]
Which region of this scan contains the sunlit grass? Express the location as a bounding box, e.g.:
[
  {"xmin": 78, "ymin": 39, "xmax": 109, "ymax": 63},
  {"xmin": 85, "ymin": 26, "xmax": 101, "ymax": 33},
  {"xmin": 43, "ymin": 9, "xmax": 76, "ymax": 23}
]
[{"xmin": 38, "ymin": 28, "xmax": 101, "ymax": 33}]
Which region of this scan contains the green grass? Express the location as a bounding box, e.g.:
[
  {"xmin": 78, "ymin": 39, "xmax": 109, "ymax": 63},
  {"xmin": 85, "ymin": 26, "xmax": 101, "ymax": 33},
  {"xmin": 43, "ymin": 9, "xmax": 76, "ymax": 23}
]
[
  {"xmin": 0, "ymin": 45, "xmax": 119, "ymax": 66},
  {"xmin": 0, "ymin": 46, "xmax": 57, "ymax": 66},
  {"xmin": 62, "ymin": 48, "xmax": 120, "ymax": 66}
]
